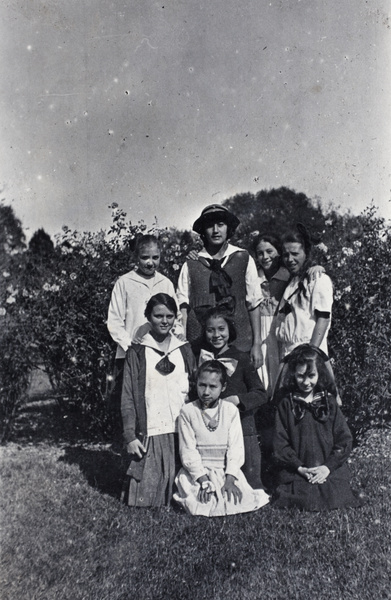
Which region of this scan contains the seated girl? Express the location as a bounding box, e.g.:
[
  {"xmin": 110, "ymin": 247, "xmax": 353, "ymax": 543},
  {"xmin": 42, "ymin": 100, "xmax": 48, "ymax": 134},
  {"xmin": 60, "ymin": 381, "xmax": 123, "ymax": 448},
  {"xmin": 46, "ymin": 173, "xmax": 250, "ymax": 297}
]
[
  {"xmin": 272, "ymin": 345, "xmax": 362, "ymax": 511},
  {"xmin": 174, "ymin": 360, "xmax": 269, "ymax": 516}
]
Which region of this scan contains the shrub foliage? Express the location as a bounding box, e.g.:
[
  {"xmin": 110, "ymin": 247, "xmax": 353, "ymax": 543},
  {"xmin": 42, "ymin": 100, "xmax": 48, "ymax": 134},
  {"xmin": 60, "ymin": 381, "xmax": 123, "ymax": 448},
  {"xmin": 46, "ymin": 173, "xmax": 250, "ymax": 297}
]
[{"xmin": 1, "ymin": 192, "xmax": 390, "ymax": 442}]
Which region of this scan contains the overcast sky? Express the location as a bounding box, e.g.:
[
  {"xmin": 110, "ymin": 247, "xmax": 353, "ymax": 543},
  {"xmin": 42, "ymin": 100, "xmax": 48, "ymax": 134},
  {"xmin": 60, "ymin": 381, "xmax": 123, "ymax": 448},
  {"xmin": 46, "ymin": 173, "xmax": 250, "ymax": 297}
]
[{"xmin": 1, "ymin": 0, "xmax": 390, "ymax": 239}]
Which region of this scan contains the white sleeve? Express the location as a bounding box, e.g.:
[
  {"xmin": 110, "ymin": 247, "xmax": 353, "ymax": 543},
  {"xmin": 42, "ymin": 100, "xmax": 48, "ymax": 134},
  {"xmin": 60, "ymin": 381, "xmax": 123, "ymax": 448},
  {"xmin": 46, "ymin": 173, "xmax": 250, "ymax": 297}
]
[
  {"xmin": 176, "ymin": 262, "xmax": 190, "ymax": 307},
  {"xmin": 245, "ymin": 255, "xmax": 262, "ymax": 310},
  {"xmin": 167, "ymin": 280, "xmax": 185, "ymax": 336},
  {"xmin": 225, "ymin": 407, "xmax": 245, "ymax": 478},
  {"xmin": 178, "ymin": 408, "xmax": 207, "ymax": 482},
  {"xmin": 311, "ymin": 274, "xmax": 333, "ymax": 314},
  {"xmin": 107, "ymin": 279, "xmax": 133, "ymax": 352}
]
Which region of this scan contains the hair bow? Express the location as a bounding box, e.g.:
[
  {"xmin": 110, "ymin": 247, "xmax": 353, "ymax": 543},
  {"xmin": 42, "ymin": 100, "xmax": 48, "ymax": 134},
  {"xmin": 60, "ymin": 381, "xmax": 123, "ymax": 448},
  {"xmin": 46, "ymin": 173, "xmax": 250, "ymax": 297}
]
[{"xmin": 199, "ymin": 349, "xmax": 238, "ymax": 377}]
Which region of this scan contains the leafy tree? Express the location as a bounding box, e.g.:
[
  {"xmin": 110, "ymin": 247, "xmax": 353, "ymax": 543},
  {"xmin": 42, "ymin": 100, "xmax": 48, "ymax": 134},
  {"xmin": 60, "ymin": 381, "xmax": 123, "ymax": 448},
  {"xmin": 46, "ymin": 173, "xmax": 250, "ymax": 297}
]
[
  {"xmin": 28, "ymin": 228, "xmax": 54, "ymax": 258},
  {"xmin": 223, "ymin": 186, "xmax": 339, "ymax": 249}
]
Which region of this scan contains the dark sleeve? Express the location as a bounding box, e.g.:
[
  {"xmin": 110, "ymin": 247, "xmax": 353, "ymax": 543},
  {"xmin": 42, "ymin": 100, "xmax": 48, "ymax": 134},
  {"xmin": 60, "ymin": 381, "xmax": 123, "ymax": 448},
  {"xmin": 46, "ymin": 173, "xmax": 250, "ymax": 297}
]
[
  {"xmin": 236, "ymin": 354, "xmax": 268, "ymax": 413},
  {"xmin": 273, "ymin": 399, "xmax": 303, "ymax": 471},
  {"xmin": 181, "ymin": 343, "xmax": 198, "ymax": 401},
  {"xmin": 324, "ymin": 402, "xmax": 353, "ymax": 472},
  {"xmin": 121, "ymin": 347, "xmax": 140, "ymax": 444}
]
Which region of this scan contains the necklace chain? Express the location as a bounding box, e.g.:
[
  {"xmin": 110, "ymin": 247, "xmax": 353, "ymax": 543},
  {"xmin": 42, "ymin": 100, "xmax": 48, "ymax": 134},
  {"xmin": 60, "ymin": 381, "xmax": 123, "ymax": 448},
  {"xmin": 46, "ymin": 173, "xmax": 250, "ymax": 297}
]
[{"xmin": 201, "ymin": 401, "xmax": 221, "ymax": 432}]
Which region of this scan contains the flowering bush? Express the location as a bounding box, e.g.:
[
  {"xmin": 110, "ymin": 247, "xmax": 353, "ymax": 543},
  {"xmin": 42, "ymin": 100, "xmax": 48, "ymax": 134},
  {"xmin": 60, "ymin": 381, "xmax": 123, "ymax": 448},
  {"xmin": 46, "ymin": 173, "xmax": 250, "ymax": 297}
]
[
  {"xmin": 0, "ymin": 204, "xmax": 198, "ymax": 441},
  {"xmin": 324, "ymin": 207, "xmax": 391, "ymax": 437},
  {"xmin": 1, "ymin": 194, "xmax": 390, "ymax": 443}
]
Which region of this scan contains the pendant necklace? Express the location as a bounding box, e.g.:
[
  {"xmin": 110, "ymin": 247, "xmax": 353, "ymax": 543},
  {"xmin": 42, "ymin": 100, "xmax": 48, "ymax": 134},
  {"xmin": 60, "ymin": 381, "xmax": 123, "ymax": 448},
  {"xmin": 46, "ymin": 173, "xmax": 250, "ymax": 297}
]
[{"xmin": 201, "ymin": 400, "xmax": 221, "ymax": 432}]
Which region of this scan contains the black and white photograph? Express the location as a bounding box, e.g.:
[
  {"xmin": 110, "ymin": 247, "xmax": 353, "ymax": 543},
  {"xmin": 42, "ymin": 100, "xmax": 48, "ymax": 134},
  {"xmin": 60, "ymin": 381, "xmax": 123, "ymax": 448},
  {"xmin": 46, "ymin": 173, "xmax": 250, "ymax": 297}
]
[{"xmin": 1, "ymin": 2, "xmax": 390, "ymax": 599}]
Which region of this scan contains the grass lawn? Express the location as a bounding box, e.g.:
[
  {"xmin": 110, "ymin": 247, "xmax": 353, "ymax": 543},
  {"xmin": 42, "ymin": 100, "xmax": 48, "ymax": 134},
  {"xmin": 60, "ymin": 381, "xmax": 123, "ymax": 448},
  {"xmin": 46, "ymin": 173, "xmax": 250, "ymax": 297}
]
[{"xmin": 0, "ymin": 381, "xmax": 390, "ymax": 600}]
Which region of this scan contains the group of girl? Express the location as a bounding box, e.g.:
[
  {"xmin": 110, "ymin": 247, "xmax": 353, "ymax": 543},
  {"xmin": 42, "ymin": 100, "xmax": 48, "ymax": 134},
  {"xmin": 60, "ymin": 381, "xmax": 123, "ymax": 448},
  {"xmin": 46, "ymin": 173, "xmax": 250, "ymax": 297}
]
[{"xmin": 107, "ymin": 205, "xmax": 361, "ymax": 515}]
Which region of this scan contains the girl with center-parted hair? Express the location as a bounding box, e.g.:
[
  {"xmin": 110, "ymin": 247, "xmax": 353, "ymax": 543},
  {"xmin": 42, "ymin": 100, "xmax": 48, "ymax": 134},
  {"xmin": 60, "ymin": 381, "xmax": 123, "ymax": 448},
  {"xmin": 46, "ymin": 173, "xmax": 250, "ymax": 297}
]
[
  {"xmin": 253, "ymin": 230, "xmax": 325, "ymax": 397},
  {"xmin": 174, "ymin": 360, "xmax": 270, "ymax": 516},
  {"xmin": 107, "ymin": 234, "xmax": 184, "ymax": 448},
  {"xmin": 275, "ymin": 225, "xmax": 332, "ymax": 359},
  {"xmin": 197, "ymin": 307, "xmax": 267, "ymax": 490},
  {"xmin": 272, "ymin": 344, "xmax": 362, "ymax": 511},
  {"xmin": 120, "ymin": 293, "xmax": 196, "ymax": 508}
]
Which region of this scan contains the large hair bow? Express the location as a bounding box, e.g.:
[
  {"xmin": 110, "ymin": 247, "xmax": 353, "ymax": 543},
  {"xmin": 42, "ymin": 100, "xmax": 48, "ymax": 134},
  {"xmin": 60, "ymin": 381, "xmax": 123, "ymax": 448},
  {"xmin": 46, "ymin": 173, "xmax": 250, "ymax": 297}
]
[{"xmin": 199, "ymin": 349, "xmax": 238, "ymax": 377}]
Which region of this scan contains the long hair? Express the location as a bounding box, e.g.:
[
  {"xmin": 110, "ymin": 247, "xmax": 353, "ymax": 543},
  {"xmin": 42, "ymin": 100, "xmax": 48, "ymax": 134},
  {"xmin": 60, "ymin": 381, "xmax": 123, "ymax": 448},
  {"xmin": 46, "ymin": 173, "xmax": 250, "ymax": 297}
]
[
  {"xmin": 252, "ymin": 232, "xmax": 282, "ymax": 257},
  {"xmin": 201, "ymin": 307, "xmax": 237, "ymax": 347},
  {"xmin": 274, "ymin": 344, "xmax": 334, "ymax": 401},
  {"xmin": 281, "ymin": 224, "xmax": 315, "ymax": 304}
]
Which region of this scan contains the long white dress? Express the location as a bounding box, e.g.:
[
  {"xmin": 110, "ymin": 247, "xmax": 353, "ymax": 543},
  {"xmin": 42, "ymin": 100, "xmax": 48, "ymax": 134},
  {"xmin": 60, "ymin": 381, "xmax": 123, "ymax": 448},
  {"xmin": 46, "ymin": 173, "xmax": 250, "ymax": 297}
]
[{"xmin": 174, "ymin": 400, "xmax": 269, "ymax": 516}]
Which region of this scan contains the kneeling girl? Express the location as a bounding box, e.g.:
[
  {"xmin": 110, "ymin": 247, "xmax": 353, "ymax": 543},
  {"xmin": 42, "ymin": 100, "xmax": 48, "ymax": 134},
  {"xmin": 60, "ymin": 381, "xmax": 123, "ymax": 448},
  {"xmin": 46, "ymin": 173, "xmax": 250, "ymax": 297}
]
[{"xmin": 174, "ymin": 360, "xmax": 269, "ymax": 516}]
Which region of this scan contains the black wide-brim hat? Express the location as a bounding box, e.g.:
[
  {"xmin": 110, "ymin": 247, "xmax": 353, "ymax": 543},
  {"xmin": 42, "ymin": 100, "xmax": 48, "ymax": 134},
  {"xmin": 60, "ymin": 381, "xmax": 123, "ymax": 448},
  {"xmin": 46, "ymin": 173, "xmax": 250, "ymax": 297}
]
[{"xmin": 192, "ymin": 204, "xmax": 240, "ymax": 234}]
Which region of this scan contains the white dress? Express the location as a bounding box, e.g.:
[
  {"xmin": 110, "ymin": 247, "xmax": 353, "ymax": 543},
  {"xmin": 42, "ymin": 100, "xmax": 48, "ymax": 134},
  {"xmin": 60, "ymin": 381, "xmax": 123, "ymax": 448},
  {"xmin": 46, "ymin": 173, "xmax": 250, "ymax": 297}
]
[
  {"xmin": 275, "ymin": 273, "xmax": 333, "ymax": 358},
  {"xmin": 174, "ymin": 400, "xmax": 269, "ymax": 516}
]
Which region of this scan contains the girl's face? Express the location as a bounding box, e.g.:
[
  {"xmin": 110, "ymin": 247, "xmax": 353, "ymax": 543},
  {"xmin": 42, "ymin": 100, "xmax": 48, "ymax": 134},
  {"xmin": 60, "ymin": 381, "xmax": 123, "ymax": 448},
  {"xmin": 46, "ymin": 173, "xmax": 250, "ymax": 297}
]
[
  {"xmin": 294, "ymin": 363, "xmax": 319, "ymax": 397},
  {"xmin": 282, "ymin": 242, "xmax": 307, "ymax": 276},
  {"xmin": 148, "ymin": 304, "xmax": 175, "ymax": 339},
  {"xmin": 255, "ymin": 240, "xmax": 280, "ymax": 274},
  {"xmin": 203, "ymin": 220, "xmax": 228, "ymax": 249},
  {"xmin": 197, "ymin": 370, "xmax": 226, "ymax": 408},
  {"xmin": 205, "ymin": 316, "xmax": 230, "ymax": 353},
  {"xmin": 137, "ymin": 243, "xmax": 160, "ymax": 278}
]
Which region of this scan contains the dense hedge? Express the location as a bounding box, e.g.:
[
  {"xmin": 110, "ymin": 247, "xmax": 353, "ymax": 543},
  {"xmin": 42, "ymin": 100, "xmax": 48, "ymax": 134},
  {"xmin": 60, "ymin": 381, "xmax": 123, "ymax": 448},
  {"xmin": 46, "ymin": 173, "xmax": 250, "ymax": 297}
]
[{"xmin": 1, "ymin": 192, "xmax": 390, "ymax": 443}]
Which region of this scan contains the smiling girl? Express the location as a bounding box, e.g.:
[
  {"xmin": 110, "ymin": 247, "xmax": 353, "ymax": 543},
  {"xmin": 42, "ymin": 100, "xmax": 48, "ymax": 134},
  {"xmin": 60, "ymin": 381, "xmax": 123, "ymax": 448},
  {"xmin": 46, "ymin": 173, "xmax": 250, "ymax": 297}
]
[
  {"xmin": 198, "ymin": 307, "xmax": 267, "ymax": 489},
  {"xmin": 272, "ymin": 345, "xmax": 361, "ymax": 511},
  {"xmin": 253, "ymin": 233, "xmax": 291, "ymax": 396},
  {"xmin": 276, "ymin": 227, "xmax": 332, "ymax": 359},
  {"xmin": 107, "ymin": 235, "xmax": 183, "ymax": 448},
  {"xmin": 121, "ymin": 293, "xmax": 196, "ymax": 508}
]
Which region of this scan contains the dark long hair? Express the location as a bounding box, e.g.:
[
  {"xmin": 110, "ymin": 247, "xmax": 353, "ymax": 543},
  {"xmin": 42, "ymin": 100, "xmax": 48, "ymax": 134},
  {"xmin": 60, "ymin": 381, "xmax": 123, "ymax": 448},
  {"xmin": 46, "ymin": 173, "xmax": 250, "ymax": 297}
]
[
  {"xmin": 276, "ymin": 345, "xmax": 334, "ymax": 397},
  {"xmin": 201, "ymin": 307, "xmax": 237, "ymax": 347},
  {"xmin": 281, "ymin": 224, "xmax": 315, "ymax": 304},
  {"xmin": 252, "ymin": 232, "xmax": 282, "ymax": 257}
]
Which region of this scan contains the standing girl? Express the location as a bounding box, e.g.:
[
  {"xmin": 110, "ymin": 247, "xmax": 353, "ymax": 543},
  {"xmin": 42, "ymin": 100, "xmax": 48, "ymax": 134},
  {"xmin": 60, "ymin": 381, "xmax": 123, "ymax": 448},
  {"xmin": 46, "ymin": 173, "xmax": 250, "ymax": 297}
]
[
  {"xmin": 174, "ymin": 360, "xmax": 269, "ymax": 516},
  {"xmin": 177, "ymin": 204, "xmax": 263, "ymax": 367},
  {"xmin": 198, "ymin": 307, "xmax": 267, "ymax": 489},
  {"xmin": 121, "ymin": 293, "xmax": 196, "ymax": 507},
  {"xmin": 276, "ymin": 226, "xmax": 332, "ymax": 359},
  {"xmin": 107, "ymin": 235, "xmax": 183, "ymax": 445},
  {"xmin": 272, "ymin": 345, "xmax": 361, "ymax": 510},
  {"xmin": 253, "ymin": 233, "xmax": 290, "ymax": 397}
]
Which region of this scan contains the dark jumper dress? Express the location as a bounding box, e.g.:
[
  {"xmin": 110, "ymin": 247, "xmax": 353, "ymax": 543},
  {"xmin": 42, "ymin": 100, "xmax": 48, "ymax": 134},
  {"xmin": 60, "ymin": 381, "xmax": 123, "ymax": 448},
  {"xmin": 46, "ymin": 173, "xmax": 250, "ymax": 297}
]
[{"xmin": 272, "ymin": 391, "xmax": 362, "ymax": 511}]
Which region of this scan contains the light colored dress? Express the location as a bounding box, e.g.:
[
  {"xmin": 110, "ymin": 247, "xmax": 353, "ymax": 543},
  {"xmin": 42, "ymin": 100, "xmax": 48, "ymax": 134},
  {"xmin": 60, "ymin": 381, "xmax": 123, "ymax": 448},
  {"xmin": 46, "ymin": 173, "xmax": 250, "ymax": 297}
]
[
  {"xmin": 107, "ymin": 269, "xmax": 183, "ymax": 359},
  {"xmin": 121, "ymin": 332, "xmax": 195, "ymax": 507},
  {"xmin": 257, "ymin": 266, "xmax": 290, "ymax": 396},
  {"xmin": 174, "ymin": 400, "xmax": 269, "ymax": 516},
  {"xmin": 275, "ymin": 272, "xmax": 333, "ymax": 359}
]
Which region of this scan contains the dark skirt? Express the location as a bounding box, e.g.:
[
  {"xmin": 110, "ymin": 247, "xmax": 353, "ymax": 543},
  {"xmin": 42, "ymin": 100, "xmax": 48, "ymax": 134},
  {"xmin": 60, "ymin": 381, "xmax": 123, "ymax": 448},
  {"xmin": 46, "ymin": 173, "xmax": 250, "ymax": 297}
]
[
  {"xmin": 122, "ymin": 433, "xmax": 176, "ymax": 507},
  {"xmin": 273, "ymin": 464, "xmax": 362, "ymax": 511}
]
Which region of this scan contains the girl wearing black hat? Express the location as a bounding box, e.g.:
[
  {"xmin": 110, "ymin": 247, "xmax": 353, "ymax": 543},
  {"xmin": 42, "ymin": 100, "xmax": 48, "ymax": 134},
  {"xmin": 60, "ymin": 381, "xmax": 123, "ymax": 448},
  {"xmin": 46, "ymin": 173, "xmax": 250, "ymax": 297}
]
[{"xmin": 177, "ymin": 204, "xmax": 263, "ymax": 368}]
